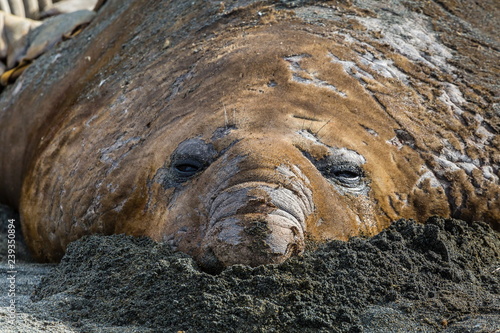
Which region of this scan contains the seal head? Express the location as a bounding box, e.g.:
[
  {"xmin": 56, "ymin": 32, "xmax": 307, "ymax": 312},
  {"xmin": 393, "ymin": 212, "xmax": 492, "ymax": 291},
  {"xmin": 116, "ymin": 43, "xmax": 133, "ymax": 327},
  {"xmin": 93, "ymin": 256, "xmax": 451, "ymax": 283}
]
[{"xmin": 149, "ymin": 129, "xmax": 376, "ymax": 271}]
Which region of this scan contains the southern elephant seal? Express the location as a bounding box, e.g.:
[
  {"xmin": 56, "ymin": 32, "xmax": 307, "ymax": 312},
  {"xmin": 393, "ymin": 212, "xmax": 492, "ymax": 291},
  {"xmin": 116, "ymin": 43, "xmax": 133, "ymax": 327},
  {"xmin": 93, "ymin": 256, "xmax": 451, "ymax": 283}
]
[{"xmin": 0, "ymin": 0, "xmax": 498, "ymax": 271}]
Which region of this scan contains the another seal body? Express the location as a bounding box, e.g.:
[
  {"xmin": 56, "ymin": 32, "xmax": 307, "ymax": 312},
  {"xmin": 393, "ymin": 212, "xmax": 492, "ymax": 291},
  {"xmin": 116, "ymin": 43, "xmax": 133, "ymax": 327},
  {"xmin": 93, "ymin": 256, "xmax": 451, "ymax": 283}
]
[{"xmin": 0, "ymin": 0, "xmax": 498, "ymax": 270}]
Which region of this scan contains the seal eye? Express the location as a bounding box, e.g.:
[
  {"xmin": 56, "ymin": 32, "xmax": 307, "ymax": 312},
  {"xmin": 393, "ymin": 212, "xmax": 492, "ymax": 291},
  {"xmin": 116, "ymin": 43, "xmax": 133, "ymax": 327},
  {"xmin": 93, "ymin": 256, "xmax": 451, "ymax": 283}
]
[
  {"xmin": 299, "ymin": 146, "xmax": 368, "ymax": 194},
  {"xmin": 173, "ymin": 159, "xmax": 204, "ymax": 178},
  {"xmin": 328, "ymin": 165, "xmax": 363, "ymax": 188},
  {"xmin": 158, "ymin": 138, "xmax": 218, "ymax": 188},
  {"xmin": 334, "ymin": 170, "xmax": 359, "ymax": 179}
]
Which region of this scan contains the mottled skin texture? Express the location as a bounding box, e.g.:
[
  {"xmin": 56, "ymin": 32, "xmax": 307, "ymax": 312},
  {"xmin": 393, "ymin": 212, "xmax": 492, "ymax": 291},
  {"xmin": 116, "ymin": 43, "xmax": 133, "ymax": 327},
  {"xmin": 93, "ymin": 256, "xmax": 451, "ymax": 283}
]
[{"xmin": 0, "ymin": 0, "xmax": 498, "ymax": 270}]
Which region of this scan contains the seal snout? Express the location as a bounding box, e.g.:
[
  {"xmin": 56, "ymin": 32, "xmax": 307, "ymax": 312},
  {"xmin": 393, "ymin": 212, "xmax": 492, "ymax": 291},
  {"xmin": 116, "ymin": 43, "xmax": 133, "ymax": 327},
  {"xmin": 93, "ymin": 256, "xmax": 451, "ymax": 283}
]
[{"xmin": 200, "ymin": 180, "xmax": 313, "ymax": 269}]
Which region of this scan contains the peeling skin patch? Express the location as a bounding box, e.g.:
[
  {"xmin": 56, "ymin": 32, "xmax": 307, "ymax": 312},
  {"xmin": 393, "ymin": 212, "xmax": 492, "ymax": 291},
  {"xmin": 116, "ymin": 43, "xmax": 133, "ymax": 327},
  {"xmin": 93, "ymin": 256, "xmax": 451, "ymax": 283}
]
[
  {"xmin": 443, "ymin": 83, "xmax": 467, "ymax": 106},
  {"xmin": 439, "ymin": 85, "xmax": 465, "ymax": 116},
  {"xmin": 284, "ymin": 54, "xmax": 347, "ymax": 97},
  {"xmin": 432, "ymin": 140, "xmax": 499, "ymax": 182},
  {"xmin": 328, "ymin": 52, "xmax": 374, "ymax": 84},
  {"xmin": 440, "ymin": 140, "xmax": 478, "ymax": 167},
  {"xmin": 327, "ymin": 36, "xmax": 408, "ymax": 82},
  {"xmin": 330, "ymin": 148, "xmax": 366, "ymax": 166},
  {"xmin": 355, "ymin": 215, "xmax": 363, "ymax": 226},
  {"xmin": 321, "ymin": 9, "xmax": 444, "ymax": 81},
  {"xmin": 417, "ymin": 169, "xmax": 443, "ymax": 189},
  {"xmin": 481, "ymin": 166, "xmax": 496, "ymax": 181},
  {"xmin": 295, "ymin": 7, "xmax": 409, "ymax": 83},
  {"xmin": 297, "ymin": 129, "xmax": 366, "ymax": 165},
  {"xmin": 386, "ymin": 136, "xmax": 404, "ymax": 150},
  {"xmin": 361, "ymin": 125, "xmax": 378, "ymax": 136},
  {"xmin": 112, "ymin": 200, "xmax": 126, "ymax": 213},
  {"xmin": 12, "ymin": 78, "xmax": 24, "ymax": 97},
  {"xmin": 355, "ymin": 13, "xmax": 454, "ymax": 73},
  {"xmin": 439, "ymin": 84, "xmax": 495, "ymax": 144},
  {"xmin": 358, "ymin": 52, "xmax": 408, "ymax": 82},
  {"xmin": 386, "ymin": 129, "xmax": 415, "ymax": 150},
  {"xmin": 433, "ymin": 83, "xmax": 496, "ymax": 180},
  {"xmin": 297, "ymin": 129, "xmax": 322, "ymax": 145}
]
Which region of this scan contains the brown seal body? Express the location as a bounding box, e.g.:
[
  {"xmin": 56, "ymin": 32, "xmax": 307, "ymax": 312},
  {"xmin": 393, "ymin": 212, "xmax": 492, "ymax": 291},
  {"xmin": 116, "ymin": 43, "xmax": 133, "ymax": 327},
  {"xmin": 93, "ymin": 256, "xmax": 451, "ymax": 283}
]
[{"xmin": 0, "ymin": 0, "xmax": 498, "ymax": 270}]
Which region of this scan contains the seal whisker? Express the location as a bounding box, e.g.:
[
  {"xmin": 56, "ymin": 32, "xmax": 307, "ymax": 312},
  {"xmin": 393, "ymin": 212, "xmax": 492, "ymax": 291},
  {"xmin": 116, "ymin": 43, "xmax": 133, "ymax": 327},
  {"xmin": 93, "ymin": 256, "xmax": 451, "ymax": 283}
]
[
  {"xmin": 315, "ymin": 118, "xmax": 333, "ymax": 138},
  {"xmin": 223, "ymin": 102, "xmax": 228, "ymax": 129}
]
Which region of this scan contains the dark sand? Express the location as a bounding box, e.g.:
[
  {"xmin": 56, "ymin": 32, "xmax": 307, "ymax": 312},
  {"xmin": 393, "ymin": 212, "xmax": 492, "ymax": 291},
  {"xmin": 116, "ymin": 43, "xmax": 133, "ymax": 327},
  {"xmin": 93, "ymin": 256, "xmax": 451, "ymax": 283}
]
[{"xmin": 2, "ymin": 210, "xmax": 497, "ymax": 332}]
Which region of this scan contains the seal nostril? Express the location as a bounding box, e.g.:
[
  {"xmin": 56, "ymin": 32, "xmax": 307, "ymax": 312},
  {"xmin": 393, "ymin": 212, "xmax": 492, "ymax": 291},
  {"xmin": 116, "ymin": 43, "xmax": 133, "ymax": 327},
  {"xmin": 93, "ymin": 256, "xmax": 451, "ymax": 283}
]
[
  {"xmin": 199, "ymin": 248, "xmax": 225, "ymax": 275},
  {"xmin": 286, "ymin": 242, "xmax": 301, "ymax": 256}
]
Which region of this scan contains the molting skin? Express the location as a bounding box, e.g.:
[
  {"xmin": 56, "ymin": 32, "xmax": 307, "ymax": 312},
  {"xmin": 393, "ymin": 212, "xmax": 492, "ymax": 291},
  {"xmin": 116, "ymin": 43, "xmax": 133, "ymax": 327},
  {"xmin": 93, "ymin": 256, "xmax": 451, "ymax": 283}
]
[{"xmin": 0, "ymin": 0, "xmax": 498, "ymax": 269}]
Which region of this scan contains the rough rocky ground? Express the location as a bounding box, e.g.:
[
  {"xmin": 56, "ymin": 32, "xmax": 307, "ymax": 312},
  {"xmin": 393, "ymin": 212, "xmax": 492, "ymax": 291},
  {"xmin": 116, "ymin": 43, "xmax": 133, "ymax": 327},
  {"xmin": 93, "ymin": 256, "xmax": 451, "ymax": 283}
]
[{"xmin": 1, "ymin": 201, "xmax": 499, "ymax": 332}]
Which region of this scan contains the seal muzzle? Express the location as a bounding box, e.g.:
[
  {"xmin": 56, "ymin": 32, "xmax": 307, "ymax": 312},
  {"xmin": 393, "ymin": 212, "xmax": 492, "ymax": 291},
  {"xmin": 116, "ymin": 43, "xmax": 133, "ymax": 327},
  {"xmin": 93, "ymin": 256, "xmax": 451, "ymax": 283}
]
[{"xmin": 200, "ymin": 179, "xmax": 314, "ymax": 269}]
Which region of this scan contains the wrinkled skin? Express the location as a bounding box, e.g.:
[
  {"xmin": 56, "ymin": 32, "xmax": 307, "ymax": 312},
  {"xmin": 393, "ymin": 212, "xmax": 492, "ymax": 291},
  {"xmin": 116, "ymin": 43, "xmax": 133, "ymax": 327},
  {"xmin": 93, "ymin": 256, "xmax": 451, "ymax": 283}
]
[{"xmin": 0, "ymin": 0, "xmax": 498, "ymax": 271}]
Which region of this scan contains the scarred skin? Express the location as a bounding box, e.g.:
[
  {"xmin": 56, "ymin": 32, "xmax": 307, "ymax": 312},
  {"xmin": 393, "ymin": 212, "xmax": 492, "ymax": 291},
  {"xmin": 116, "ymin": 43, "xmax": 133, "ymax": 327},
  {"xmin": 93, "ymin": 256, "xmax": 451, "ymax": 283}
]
[{"xmin": 0, "ymin": 0, "xmax": 498, "ymax": 271}]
